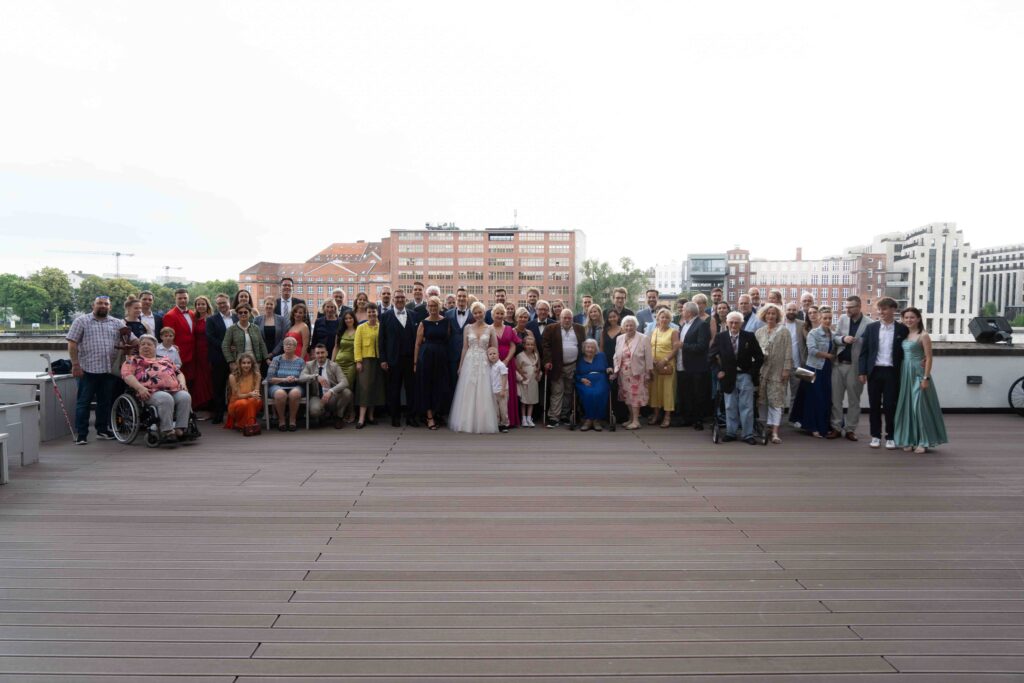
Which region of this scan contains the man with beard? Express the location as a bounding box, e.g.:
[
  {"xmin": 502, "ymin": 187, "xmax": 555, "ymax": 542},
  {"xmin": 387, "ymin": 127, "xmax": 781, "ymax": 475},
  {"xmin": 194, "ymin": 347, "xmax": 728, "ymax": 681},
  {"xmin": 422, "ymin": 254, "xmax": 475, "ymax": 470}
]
[
  {"xmin": 635, "ymin": 289, "xmax": 660, "ymax": 333},
  {"xmin": 67, "ymin": 295, "xmax": 132, "ymax": 445},
  {"xmin": 783, "ymin": 301, "xmax": 808, "ymax": 413}
]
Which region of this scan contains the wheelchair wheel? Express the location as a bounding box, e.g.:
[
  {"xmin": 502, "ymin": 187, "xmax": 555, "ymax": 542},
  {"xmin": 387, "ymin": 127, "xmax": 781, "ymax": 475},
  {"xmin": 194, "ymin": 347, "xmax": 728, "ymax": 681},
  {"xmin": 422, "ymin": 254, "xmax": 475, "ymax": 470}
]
[
  {"xmin": 185, "ymin": 413, "xmax": 202, "ymax": 441},
  {"xmin": 110, "ymin": 393, "xmax": 141, "ymax": 444},
  {"xmin": 144, "ymin": 431, "xmax": 161, "ymax": 448},
  {"xmin": 1010, "ymin": 376, "xmax": 1024, "ymax": 417}
]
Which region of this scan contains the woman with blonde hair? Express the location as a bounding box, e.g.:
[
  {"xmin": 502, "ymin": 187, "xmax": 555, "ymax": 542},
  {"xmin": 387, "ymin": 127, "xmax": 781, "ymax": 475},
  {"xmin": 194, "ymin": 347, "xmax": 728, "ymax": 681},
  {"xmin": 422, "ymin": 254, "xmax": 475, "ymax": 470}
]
[
  {"xmin": 225, "ymin": 352, "xmax": 262, "ymax": 435},
  {"xmin": 611, "ymin": 315, "xmax": 653, "ymax": 430},
  {"xmin": 448, "ymin": 301, "xmax": 498, "ymax": 433},
  {"xmin": 754, "ymin": 303, "xmax": 792, "ymax": 444},
  {"xmin": 647, "ymin": 308, "xmax": 681, "ymax": 428},
  {"xmin": 490, "ymin": 302, "xmax": 521, "ymax": 428}
]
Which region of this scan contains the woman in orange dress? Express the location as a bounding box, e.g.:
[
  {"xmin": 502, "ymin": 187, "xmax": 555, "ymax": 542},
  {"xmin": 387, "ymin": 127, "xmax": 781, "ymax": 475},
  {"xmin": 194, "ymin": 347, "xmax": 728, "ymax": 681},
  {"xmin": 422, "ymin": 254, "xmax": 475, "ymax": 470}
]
[{"xmin": 225, "ymin": 352, "xmax": 263, "ymax": 433}]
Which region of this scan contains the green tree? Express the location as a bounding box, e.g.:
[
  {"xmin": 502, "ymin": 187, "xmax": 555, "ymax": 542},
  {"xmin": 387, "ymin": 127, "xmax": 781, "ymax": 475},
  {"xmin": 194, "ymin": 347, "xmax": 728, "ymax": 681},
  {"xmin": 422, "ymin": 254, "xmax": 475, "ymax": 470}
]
[
  {"xmin": 75, "ymin": 276, "xmax": 137, "ymax": 313},
  {"xmin": 189, "ymin": 279, "xmax": 238, "ymax": 302},
  {"xmin": 1012, "ymin": 314, "xmax": 1024, "ymax": 327},
  {"xmin": 28, "ymin": 267, "xmax": 75, "ymax": 325},
  {"xmin": 576, "ymin": 258, "xmax": 650, "ymax": 310},
  {"xmin": 0, "ymin": 274, "xmax": 25, "ymax": 323},
  {"xmin": 982, "ymin": 301, "xmax": 999, "ymax": 316},
  {"xmin": 7, "ymin": 280, "xmax": 49, "ymax": 323}
]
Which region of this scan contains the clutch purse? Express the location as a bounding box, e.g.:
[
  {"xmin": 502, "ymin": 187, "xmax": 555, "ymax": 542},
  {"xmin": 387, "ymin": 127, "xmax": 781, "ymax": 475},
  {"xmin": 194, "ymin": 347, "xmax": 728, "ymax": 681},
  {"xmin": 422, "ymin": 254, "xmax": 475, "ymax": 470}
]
[{"xmin": 794, "ymin": 366, "xmax": 816, "ymax": 383}]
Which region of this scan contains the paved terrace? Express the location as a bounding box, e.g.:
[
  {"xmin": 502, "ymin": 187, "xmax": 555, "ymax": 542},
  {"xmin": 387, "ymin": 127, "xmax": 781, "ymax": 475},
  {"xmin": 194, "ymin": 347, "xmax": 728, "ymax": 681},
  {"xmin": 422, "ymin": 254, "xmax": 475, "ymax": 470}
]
[{"xmin": 0, "ymin": 414, "xmax": 1022, "ymax": 682}]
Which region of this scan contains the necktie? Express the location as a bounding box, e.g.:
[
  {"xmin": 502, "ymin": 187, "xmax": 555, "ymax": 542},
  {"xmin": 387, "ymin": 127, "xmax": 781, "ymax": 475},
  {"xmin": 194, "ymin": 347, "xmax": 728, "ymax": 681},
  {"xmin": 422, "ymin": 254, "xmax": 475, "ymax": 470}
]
[{"xmin": 731, "ymin": 335, "xmax": 738, "ymax": 355}]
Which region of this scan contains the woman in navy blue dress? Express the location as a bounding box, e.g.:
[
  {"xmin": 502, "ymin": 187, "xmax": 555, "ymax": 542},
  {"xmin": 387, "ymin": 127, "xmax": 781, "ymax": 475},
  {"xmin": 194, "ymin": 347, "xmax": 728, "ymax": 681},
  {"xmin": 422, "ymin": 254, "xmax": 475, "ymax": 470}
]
[
  {"xmin": 413, "ymin": 297, "xmax": 451, "ymax": 430},
  {"xmin": 790, "ymin": 306, "xmax": 835, "ymax": 438}
]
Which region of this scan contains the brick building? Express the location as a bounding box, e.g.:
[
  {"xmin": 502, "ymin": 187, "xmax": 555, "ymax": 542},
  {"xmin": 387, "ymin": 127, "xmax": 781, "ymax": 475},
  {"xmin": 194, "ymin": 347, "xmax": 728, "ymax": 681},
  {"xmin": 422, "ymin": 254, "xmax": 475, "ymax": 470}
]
[
  {"xmin": 238, "ymin": 225, "xmax": 585, "ymax": 311},
  {"xmin": 724, "ymin": 247, "xmax": 887, "ymax": 312}
]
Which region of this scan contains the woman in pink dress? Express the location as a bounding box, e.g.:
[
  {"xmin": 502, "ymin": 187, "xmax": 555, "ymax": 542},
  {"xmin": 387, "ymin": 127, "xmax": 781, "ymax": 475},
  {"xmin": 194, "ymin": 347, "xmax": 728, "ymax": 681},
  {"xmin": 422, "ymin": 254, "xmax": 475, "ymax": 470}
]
[
  {"xmin": 612, "ymin": 315, "xmax": 653, "ymax": 430},
  {"xmin": 490, "ymin": 303, "xmax": 521, "ymax": 428}
]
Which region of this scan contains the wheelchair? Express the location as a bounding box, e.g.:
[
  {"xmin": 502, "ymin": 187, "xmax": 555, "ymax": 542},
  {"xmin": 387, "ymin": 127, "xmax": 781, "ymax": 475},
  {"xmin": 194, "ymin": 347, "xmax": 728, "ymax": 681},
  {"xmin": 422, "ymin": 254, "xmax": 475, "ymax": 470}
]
[
  {"xmin": 711, "ymin": 385, "xmax": 768, "ymax": 446},
  {"xmin": 110, "ymin": 391, "xmax": 201, "ymax": 448}
]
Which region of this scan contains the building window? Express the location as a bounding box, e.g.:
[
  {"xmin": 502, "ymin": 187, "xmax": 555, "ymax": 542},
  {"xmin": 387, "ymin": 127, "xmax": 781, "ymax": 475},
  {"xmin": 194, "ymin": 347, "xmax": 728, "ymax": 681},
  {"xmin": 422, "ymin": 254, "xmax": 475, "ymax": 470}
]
[
  {"xmin": 398, "ymin": 244, "xmax": 423, "ymax": 253},
  {"xmin": 400, "ymin": 258, "xmax": 423, "ymax": 266},
  {"xmin": 489, "ymin": 245, "xmax": 514, "ymax": 254},
  {"xmin": 430, "ymin": 232, "xmax": 453, "ymax": 240},
  {"xmin": 428, "ymin": 258, "xmax": 453, "ymax": 266},
  {"xmin": 520, "ymin": 232, "xmax": 546, "ymax": 241},
  {"xmin": 520, "ymin": 258, "xmax": 544, "ymax": 267},
  {"xmin": 520, "ymin": 245, "xmax": 545, "ymax": 253},
  {"xmin": 460, "ymin": 232, "xmax": 484, "ymax": 241},
  {"xmin": 398, "ymin": 232, "xmax": 421, "ymax": 240},
  {"xmin": 488, "ymin": 258, "xmax": 515, "ymax": 267},
  {"xmin": 458, "ymin": 271, "xmax": 484, "ymax": 281},
  {"xmin": 549, "ymin": 257, "xmax": 570, "ymax": 267},
  {"xmin": 428, "ymin": 244, "xmax": 454, "ymax": 253},
  {"xmin": 518, "ymin": 271, "xmax": 545, "ymax": 281},
  {"xmin": 459, "ymin": 258, "xmax": 483, "ymax": 266},
  {"xmin": 550, "ymin": 271, "xmax": 570, "ymax": 281},
  {"xmin": 549, "ymin": 232, "xmax": 570, "ymax": 241},
  {"xmin": 459, "ymin": 244, "xmax": 484, "ymax": 253}
]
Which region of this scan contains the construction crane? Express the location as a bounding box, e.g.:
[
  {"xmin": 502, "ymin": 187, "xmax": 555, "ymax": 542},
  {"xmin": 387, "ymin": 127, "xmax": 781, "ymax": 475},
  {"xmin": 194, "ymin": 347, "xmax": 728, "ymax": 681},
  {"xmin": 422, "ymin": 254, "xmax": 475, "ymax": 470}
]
[
  {"xmin": 46, "ymin": 250, "xmax": 136, "ymax": 277},
  {"xmin": 162, "ymin": 266, "xmax": 183, "ymax": 281}
]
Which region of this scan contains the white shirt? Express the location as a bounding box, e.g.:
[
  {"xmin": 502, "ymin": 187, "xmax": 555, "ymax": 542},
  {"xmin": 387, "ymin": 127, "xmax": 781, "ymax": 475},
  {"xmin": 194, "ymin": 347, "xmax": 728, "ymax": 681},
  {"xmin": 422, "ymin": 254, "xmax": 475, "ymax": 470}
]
[
  {"xmin": 785, "ymin": 320, "xmax": 801, "ymax": 367},
  {"xmin": 280, "ymin": 298, "xmax": 292, "ymax": 319},
  {"xmin": 141, "ymin": 312, "xmax": 157, "ymax": 335},
  {"xmin": 221, "ymin": 312, "xmax": 234, "ymax": 330},
  {"xmin": 490, "ymin": 360, "xmax": 508, "ymax": 394},
  {"xmin": 876, "ymin": 321, "xmax": 895, "ymax": 367},
  {"xmin": 239, "ymin": 323, "xmax": 253, "ymax": 354},
  {"xmin": 456, "ymin": 309, "xmax": 468, "ymax": 327},
  {"xmin": 395, "ymin": 307, "xmax": 407, "ymax": 327},
  {"xmin": 176, "ymin": 306, "xmax": 192, "ymax": 332},
  {"xmin": 560, "ymin": 326, "xmax": 579, "ymax": 364}
]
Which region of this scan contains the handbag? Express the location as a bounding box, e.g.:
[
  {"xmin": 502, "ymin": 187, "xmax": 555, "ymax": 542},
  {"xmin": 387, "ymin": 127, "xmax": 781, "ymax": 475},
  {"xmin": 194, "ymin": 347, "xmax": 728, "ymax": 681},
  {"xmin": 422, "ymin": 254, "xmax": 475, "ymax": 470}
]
[
  {"xmin": 794, "ymin": 366, "xmax": 816, "ymax": 383},
  {"xmin": 655, "ymin": 360, "xmax": 674, "ymax": 376},
  {"xmin": 243, "ymin": 423, "xmax": 261, "ymax": 436}
]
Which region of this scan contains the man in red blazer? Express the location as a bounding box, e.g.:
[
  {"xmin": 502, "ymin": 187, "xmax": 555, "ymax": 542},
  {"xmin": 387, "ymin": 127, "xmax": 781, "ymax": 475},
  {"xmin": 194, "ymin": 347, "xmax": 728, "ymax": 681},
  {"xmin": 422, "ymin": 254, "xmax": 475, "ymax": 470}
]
[{"xmin": 161, "ymin": 288, "xmax": 197, "ymax": 385}]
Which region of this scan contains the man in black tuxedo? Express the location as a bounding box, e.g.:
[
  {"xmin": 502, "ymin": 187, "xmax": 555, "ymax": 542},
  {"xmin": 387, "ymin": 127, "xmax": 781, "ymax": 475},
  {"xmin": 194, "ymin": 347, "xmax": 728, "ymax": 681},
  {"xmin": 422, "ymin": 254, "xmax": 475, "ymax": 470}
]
[
  {"xmin": 858, "ymin": 297, "xmax": 909, "ymax": 450},
  {"xmin": 206, "ymin": 294, "xmax": 238, "ymax": 424},
  {"xmin": 708, "ymin": 311, "xmax": 764, "ymax": 444},
  {"xmin": 443, "ymin": 288, "xmax": 472, "ymax": 398},
  {"xmin": 678, "ymin": 302, "xmax": 712, "ymax": 430},
  {"xmin": 525, "ymin": 300, "xmax": 557, "ymax": 352},
  {"xmin": 484, "ymin": 288, "xmax": 508, "ymax": 325},
  {"xmin": 379, "ymin": 290, "xmax": 419, "ymax": 427},
  {"xmin": 274, "ymin": 277, "xmax": 306, "ymax": 318}
]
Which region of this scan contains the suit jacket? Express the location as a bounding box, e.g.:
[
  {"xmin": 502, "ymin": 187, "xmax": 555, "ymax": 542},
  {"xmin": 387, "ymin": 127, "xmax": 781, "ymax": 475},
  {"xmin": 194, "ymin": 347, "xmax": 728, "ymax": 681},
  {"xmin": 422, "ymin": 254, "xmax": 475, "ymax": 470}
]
[
  {"xmin": 858, "ymin": 320, "xmax": 910, "ymax": 376},
  {"xmin": 572, "ymin": 311, "xmax": 589, "ymax": 325},
  {"xmin": 526, "ymin": 318, "xmax": 557, "ymax": 350},
  {"xmin": 680, "ymin": 318, "xmax": 711, "ymax": 373},
  {"xmin": 635, "ymin": 307, "xmax": 658, "ymax": 333},
  {"xmin": 254, "ymin": 313, "xmax": 288, "ymax": 357},
  {"xmin": 205, "ymin": 312, "xmax": 237, "ymax": 366},
  {"xmin": 444, "ymin": 308, "xmax": 473, "ymax": 359},
  {"xmin": 604, "ymin": 306, "xmax": 634, "ymax": 323},
  {"xmin": 379, "ymin": 307, "xmax": 418, "ymax": 366},
  {"xmin": 832, "ymin": 314, "xmax": 869, "ymax": 366},
  {"xmin": 784, "ymin": 320, "xmax": 808, "ymax": 368},
  {"xmin": 541, "ymin": 323, "xmax": 586, "ymax": 376},
  {"xmin": 161, "ymin": 306, "xmax": 196, "ymax": 364},
  {"xmin": 708, "ymin": 329, "xmax": 764, "ymax": 393},
  {"xmin": 301, "ymin": 359, "xmax": 349, "ymax": 393},
  {"xmin": 141, "ymin": 311, "xmax": 163, "ymax": 336},
  {"xmin": 274, "ymin": 297, "xmax": 306, "ymax": 317},
  {"xmin": 222, "ymin": 322, "xmax": 270, "ymax": 364}
]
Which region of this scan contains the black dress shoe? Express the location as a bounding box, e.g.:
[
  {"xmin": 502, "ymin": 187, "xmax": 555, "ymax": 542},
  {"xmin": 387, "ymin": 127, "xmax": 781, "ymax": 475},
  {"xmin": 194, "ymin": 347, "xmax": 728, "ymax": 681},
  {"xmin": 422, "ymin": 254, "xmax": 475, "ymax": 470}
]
[
  {"xmin": 722, "ymin": 435, "xmax": 737, "ymax": 442},
  {"xmin": 744, "ymin": 436, "xmax": 758, "ymax": 445},
  {"xmin": 211, "ymin": 416, "xmax": 223, "ymax": 425},
  {"xmin": 391, "ymin": 417, "xmax": 401, "ymax": 427},
  {"xmin": 406, "ymin": 417, "xmax": 420, "ymax": 428},
  {"xmin": 356, "ymin": 422, "xmax": 365, "ymax": 429}
]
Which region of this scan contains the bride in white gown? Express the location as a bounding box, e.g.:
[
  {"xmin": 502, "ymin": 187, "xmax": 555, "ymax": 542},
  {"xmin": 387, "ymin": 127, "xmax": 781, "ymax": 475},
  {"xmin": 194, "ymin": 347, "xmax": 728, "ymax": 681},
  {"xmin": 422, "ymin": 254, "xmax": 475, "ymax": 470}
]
[{"xmin": 449, "ymin": 301, "xmax": 499, "ymax": 434}]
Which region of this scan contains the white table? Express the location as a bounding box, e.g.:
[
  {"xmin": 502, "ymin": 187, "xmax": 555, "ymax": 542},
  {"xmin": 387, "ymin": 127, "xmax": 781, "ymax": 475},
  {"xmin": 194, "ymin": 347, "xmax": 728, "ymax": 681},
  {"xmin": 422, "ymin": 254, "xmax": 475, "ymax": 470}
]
[
  {"xmin": 0, "ymin": 433, "xmax": 8, "ymax": 484},
  {"xmin": 0, "ymin": 402, "xmax": 40, "ymax": 466},
  {"xmin": 0, "ymin": 372, "xmax": 77, "ymax": 441}
]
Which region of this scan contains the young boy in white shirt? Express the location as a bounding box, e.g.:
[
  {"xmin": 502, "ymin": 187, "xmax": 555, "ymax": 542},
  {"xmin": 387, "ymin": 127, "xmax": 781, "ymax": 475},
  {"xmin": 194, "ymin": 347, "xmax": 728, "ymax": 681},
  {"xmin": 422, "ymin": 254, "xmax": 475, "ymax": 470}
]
[{"xmin": 488, "ymin": 346, "xmax": 509, "ymax": 433}]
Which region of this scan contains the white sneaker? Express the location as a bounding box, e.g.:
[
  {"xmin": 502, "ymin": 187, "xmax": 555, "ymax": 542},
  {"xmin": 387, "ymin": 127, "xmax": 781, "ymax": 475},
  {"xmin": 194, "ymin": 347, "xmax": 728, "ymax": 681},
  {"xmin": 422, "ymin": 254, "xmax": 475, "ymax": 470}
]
[
  {"xmin": 885, "ymin": 440, "xmax": 896, "ymax": 450},
  {"xmin": 869, "ymin": 437, "xmax": 881, "ymax": 448}
]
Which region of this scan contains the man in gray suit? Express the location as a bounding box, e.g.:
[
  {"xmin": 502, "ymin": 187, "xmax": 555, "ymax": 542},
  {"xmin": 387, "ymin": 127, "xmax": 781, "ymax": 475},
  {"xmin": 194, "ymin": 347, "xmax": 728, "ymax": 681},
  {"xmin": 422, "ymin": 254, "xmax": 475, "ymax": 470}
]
[
  {"xmin": 827, "ymin": 295, "xmax": 868, "ymax": 441},
  {"xmin": 302, "ymin": 344, "xmax": 352, "ymax": 429}
]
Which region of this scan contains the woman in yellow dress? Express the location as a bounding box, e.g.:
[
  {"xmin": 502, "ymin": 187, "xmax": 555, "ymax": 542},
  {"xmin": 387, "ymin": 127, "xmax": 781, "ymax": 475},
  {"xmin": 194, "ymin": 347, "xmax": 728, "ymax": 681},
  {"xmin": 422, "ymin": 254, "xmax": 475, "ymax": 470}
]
[{"xmin": 648, "ymin": 308, "xmax": 681, "ymax": 428}]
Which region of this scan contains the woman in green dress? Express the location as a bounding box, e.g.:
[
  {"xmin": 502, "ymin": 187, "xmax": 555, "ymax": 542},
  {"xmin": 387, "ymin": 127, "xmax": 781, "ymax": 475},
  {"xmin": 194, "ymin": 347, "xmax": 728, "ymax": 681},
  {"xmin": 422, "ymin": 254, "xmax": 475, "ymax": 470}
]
[
  {"xmin": 894, "ymin": 307, "xmax": 948, "ymax": 453},
  {"xmin": 333, "ymin": 310, "xmax": 359, "ymax": 422}
]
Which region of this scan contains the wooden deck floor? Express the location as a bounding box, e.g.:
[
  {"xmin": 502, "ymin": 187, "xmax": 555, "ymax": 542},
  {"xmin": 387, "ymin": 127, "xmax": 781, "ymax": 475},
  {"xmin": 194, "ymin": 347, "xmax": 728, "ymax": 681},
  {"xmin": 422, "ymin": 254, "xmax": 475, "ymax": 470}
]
[{"xmin": 0, "ymin": 414, "xmax": 1022, "ymax": 681}]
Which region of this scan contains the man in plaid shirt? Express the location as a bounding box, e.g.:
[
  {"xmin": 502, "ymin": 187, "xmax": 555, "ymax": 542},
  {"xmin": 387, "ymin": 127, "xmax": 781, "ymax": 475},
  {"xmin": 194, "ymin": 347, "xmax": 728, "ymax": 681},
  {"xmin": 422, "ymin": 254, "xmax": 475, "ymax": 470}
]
[{"xmin": 66, "ymin": 296, "xmax": 131, "ymax": 444}]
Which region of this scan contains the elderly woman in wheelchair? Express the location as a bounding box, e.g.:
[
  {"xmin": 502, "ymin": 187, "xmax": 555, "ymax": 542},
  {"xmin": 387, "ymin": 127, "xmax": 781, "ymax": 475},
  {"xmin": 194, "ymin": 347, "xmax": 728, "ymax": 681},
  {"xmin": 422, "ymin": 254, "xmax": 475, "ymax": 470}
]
[{"xmin": 117, "ymin": 334, "xmax": 194, "ymax": 443}]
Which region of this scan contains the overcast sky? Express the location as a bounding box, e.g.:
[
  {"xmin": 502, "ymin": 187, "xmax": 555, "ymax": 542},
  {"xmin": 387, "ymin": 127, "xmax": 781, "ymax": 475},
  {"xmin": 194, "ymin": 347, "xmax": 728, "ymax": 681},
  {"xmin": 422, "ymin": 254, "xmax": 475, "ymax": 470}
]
[{"xmin": 2, "ymin": 1, "xmax": 1022, "ymax": 283}]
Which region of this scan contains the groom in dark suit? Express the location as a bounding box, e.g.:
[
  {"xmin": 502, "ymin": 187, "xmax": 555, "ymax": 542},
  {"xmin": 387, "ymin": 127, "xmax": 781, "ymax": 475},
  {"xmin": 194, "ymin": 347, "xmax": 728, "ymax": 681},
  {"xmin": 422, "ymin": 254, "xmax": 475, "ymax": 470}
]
[
  {"xmin": 379, "ymin": 290, "xmax": 419, "ymax": 428},
  {"xmin": 858, "ymin": 297, "xmax": 909, "ymax": 450},
  {"xmin": 443, "ymin": 288, "xmax": 473, "ymax": 406}
]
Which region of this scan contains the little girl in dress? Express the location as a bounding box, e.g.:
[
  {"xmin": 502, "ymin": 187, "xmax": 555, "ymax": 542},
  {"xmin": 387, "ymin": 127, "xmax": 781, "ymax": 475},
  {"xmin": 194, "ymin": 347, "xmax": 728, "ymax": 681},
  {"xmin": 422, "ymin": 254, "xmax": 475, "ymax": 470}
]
[{"xmin": 515, "ymin": 334, "xmax": 541, "ymax": 427}]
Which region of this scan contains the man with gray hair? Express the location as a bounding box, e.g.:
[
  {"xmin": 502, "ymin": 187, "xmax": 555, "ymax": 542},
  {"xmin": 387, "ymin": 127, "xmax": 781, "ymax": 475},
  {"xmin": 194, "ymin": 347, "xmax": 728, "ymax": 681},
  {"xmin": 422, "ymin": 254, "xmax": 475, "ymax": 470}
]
[
  {"xmin": 541, "ymin": 308, "xmax": 586, "ymax": 427},
  {"xmin": 708, "ymin": 310, "xmax": 764, "ymax": 444},
  {"xmin": 678, "ymin": 302, "xmax": 712, "ymax": 430}
]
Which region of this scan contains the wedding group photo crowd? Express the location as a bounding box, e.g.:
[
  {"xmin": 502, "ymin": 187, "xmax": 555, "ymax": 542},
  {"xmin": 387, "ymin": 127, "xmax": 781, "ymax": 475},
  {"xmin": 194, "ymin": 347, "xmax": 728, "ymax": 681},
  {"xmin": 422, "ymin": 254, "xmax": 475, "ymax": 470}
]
[{"xmin": 65, "ymin": 278, "xmax": 948, "ymax": 453}]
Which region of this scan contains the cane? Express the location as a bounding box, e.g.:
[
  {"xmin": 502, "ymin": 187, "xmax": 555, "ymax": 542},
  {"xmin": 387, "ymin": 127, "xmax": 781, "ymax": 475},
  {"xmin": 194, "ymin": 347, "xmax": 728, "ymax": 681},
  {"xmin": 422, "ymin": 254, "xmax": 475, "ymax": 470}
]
[
  {"xmin": 39, "ymin": 353, "xmax": 75, "ymax": 438},
  {"xmin": 542, "ymin": 370, "xmax": 548, "ymax": 428},
  {"xmin": 608, "ymin": 378, "xmax": 617, "ymax": 432}
]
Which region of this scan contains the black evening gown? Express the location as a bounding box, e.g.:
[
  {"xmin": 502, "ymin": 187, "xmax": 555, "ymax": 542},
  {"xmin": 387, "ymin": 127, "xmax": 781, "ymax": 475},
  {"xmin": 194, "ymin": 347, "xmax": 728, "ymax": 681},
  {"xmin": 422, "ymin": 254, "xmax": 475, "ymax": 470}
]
[{"xmin": 415, "ymin": 319, "xmax": 451, "ymax": 416}]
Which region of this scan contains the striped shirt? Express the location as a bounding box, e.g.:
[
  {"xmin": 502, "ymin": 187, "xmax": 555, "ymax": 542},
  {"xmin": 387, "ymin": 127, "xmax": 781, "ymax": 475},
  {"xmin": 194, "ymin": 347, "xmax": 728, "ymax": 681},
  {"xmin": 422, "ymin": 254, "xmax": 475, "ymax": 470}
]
[{"xmin": 66, "ymin": 313, "xmax": 128, "ymax": 374}]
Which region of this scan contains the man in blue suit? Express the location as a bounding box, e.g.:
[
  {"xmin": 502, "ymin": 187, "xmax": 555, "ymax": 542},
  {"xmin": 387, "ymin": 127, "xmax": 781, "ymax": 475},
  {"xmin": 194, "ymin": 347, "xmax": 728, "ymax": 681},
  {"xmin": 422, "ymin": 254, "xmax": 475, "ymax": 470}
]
[
  {"xmin": 857, "ymin": 297, "xmax": 909, "ymax": 450},
  {"xmin": 206, "ymin": 294, "xmax": 238, "ymax": 424},
  {"xmin": 572, "ymin": 294, "xmax": 593, "ymax": 325},
  {"xmin": 379, "ymin": 290, "xmax": 419, "ymax": 428},
  {"xmin": 444, "ymin": 287, "xmax": 473, "ymax": 407},
  {"xmin": 484, "ymin": 288, "xmax": 508, "ymax": 324}
]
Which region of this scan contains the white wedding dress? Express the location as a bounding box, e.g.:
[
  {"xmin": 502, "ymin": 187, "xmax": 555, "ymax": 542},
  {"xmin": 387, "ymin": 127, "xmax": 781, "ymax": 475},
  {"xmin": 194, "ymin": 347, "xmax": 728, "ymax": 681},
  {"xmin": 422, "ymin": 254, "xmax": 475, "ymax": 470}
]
[{"xmin": 448, "ymin": 325, "xmax": 499, "ymax": 434}]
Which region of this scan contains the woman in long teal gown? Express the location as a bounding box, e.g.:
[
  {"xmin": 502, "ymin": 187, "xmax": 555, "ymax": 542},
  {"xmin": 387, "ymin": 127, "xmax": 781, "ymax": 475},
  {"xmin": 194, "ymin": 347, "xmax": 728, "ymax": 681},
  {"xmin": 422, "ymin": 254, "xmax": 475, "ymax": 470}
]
[{"xmin": 894, "ymin": 307, "xmax": 948, "ymax": 453}]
